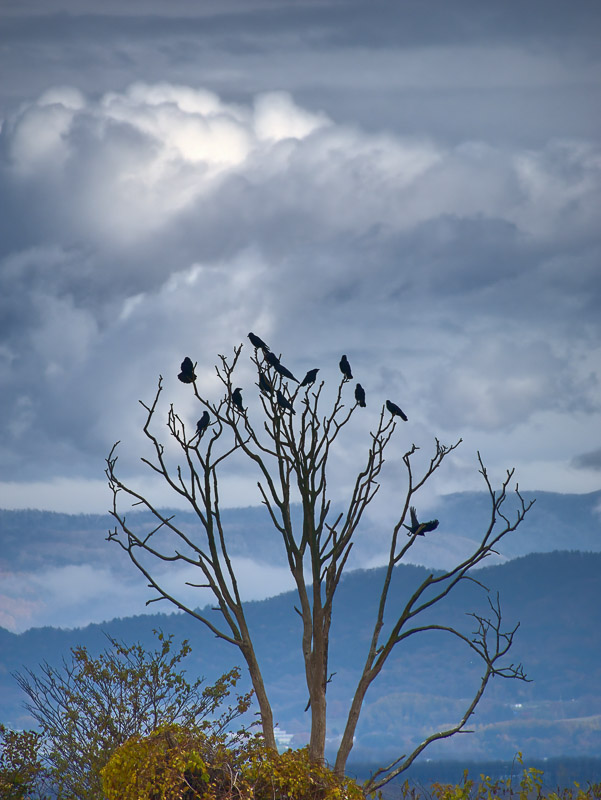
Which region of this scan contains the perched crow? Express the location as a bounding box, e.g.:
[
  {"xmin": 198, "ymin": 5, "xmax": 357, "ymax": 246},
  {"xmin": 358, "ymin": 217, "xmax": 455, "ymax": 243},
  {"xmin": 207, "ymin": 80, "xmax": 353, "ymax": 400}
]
[
  {"xmin": 276, "ymin": 390, "xmax": 295, "ymax": 414},
  {"xmin": 355, "ymin": 383, "xmax": 366, "ymax": 407},
  {"xmin": 178, "ymin": 356, "xmax": 196, "ymax": 384},
  {"xmin": 196, "ymin": 411, "xmax": 210, "ymax": 436},
  {"xmin": 301, "ymin": 368, "xmax": 320, "ymax": 387},
  {"xmin": 231, "ymin": 387, "xmax": 244, "ymax": 413},
  {"xmin": 258, "ymin": 372, "xmax": 274, "ymax": 395},
  {"xmin": 386, "ymin": 399, "xmax": 408, "ymax": 421},
  {"xmin": 274, "ymin": 361, "xmax": 299, "ymax": 382},
  {"xmin": 339, "ymin": 355, "xmax": 353, "ymax": 380},
  {"xmin": 403, "ymin": 506, "xmax": 439, "ymax": 537},
  {"xmin": 264, "ymin": 350, "xmax": 280, "ymax": 368},
  {"xmin": 248, "ymin": 332, "xmax": 270, "ymax": 352}
]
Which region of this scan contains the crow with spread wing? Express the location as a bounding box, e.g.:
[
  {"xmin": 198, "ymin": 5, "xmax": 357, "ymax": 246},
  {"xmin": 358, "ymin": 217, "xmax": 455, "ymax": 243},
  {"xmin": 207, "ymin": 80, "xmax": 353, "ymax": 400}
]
[{"xmin": 403, "ymin": 506, "xmax": 439, "ymax": 537}]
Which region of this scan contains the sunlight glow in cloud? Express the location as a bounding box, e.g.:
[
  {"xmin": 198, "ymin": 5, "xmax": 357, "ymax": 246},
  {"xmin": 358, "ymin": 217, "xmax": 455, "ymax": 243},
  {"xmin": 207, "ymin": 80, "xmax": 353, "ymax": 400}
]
[{"xmin": 0, "ymin": 80, "xmax": 599, "ymax": 517}]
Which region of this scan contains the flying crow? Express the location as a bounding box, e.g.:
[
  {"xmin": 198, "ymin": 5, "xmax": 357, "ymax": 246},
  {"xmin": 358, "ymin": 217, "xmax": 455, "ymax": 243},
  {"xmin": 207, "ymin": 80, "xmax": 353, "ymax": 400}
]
[
  {"xmin": 276, "ymin": 390, "xmax": 296, "ymax": 414},
  {"xmin": 355, "ymin": 383, "xmax": 366, "ymax": 407},
  {"xmin": 248, "ymin": 332, "xmax": 270, "ymax": 352},
  {"xmin": 258, "ymin": 372, "xmax": 274, "ymax": 395},
  {"xmin": 178, "ymin": 357, "xmax": 196, "ymax": 384},
  {"xmin": 339, "ymin": 355, "xmax": 353, "ymax": 380},
  {"xmin": 196, "ymin": 411, "xmax": 210, "ymax": 436},
  {"xmin": 231, "ymin": 387, "xmax": 244, "ymax": 413},
  {"xmin": 386, "ymin": 399, "xmax": 408, "ymax": 421},
  {"xmin": 403, "ymin": 506, "xmax": 439, "ymax": 537},
  {"xmin": 275, "ymin": 361, "xmax": 299, "ymax": 382},
  {"xmin": 301, "ymin": 368, "xmax": 320, "ymax": 387}
]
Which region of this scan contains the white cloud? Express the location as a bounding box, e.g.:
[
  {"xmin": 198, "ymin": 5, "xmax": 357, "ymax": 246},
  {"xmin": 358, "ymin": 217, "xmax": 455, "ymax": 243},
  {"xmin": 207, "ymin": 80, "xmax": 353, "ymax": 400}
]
[
  {"xmin": 0, "ymin": 554, "xmax": 296, "ymax": 633},
  {"xmin": 0, "ymin": 80, "xmax": 599, "ymax": 515}
]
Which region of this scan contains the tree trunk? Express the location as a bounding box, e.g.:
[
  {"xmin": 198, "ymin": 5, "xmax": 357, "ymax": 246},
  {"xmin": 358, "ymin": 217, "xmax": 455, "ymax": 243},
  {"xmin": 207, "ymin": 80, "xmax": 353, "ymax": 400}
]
[
  {"xmin": 307, "ymin": 588, "xmax": 327, "ymax": 764},
  {"xmin": 334, "ymin": 674, "xmax": 371, "ymax": 777},
  {"xmin": 240, "ymin": 638, "xmax": 277, "ymax": 750}
]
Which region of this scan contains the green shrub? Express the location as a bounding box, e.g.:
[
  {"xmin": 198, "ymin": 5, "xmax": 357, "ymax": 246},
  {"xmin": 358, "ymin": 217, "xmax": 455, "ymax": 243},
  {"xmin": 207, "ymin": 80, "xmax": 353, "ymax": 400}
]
[
  {"xmin": 102, "ymin": 726, "xmax": 364, "ymax": 800},
  {"xmin": 0, "ymin": 725, "xmax": 46, "ymax": 800}
]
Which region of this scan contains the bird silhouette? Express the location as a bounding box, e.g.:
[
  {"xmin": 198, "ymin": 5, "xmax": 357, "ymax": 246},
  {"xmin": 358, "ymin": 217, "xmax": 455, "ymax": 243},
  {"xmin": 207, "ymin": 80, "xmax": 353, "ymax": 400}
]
[
  {"xmin": 196, "ymin": 411, "xmax": 210, "ymax": 436},
  {"xmin": 386, "ymin": 399, "xmax": 408, "ymax": 421},
  {"xmin": 301, "ymin": 368, "xmax": 320, "ymax": 387},
  {"xmin": 276, "ymin": 390, "xmax": 295, "ymax": 414},
  {"xmin": 248, "ymin": 332, "xmax": 270, "ymax": 352},
  {"xmin": 258, "ymin": 372, "xmax": 274, "ymax": 395},
  {"xmin": 264, "ymin": 350, "xmax": 280, "ymax": 368},
  {"xmin": 231, "ymin": 387, "xmax": 244, "ymax": 413},
  {"xmin": 355, "ymin": 383, "xmax": 366, "ymax": 407},
  {"xmin": 274, "ymin": 361, "xmax": 299, "ymax": 382},
  {"xmin": 403, "ymin": 506, "xmax": 439, "ymax": 537},
  {"xmin": 178, "ymin": 357, "xmax": 196, "ymax": 384},
  {"xmin": 339, "ymin": 355, "xmax": 352, "ymax": 380}
]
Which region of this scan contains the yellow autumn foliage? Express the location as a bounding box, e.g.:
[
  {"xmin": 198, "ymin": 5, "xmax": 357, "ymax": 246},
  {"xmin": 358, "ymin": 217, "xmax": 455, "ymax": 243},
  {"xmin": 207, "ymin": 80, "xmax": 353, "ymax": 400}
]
[{"xmin": 102, "ymin": 724, "xmax": 364, "ymax": 800}]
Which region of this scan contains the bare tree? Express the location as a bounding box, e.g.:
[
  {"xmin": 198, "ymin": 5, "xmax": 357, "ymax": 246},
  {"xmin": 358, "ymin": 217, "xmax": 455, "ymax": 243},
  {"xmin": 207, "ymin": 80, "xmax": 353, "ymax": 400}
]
[{"xmin": 106, "ymin": 343, "xmax": 533, "ymax": 791}]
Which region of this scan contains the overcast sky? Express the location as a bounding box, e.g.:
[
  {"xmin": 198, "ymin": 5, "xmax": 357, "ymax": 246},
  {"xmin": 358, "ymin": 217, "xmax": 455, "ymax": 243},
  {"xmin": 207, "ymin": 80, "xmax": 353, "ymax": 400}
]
[
  {"xmin": 1, "ymin": 0, "xmax": 601, "ymax": 634},
  {"xmin": 1, "ymin": 1, "xmax": 600, "ymax": 516}
]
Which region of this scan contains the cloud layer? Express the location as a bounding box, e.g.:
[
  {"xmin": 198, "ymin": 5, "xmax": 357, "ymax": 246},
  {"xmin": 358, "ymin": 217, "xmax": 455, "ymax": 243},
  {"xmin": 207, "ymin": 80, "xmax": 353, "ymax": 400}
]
[{"xmin": 0, "ymin": 77, "xmax": 599, "ymax": 516}]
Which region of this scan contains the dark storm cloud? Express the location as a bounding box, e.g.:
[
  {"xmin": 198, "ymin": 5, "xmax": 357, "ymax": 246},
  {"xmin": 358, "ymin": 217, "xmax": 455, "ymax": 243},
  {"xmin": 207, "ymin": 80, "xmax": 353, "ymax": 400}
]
[
  {"xmin": 0, "ymin": 0, "xmax": 599, "ymax": 515},
  {"xmin": 3, "ymin": 0, "xmax": 600, "ymax": 49},
  {"xmin": 2, "ymin": 0, "xmax": 600, "ymax": 149},
  {"xmin": 573, "ymin": 448, "xmax": 601, "ymax": 472}
]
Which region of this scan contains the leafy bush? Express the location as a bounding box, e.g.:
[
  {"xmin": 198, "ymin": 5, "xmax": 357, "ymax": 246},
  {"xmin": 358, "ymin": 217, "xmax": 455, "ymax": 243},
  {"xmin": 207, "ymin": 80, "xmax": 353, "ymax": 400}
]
[
  {"xmin": 0, "ymin": 725, "xmax": 46, "ymax": 800},
  {"xmin": 102, "ymin": 726, "xmax": 364, "ymax": 800},
  {"xmin": 13, "ymin": 631, "xmax": 252, "ymax": 800},
  {"xmin": 246, "ymin": 746, "xmax": 364, "ymax": 800}
]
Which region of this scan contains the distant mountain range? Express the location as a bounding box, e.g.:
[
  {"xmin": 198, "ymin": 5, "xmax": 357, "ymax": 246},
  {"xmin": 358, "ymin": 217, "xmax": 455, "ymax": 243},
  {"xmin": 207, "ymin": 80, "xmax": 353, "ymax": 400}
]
[
  {"xmin": 2, "ymin": 549, "xmax": 600, "ymax": 764},
  {"xmin": 2, "ymin": 489, "xmax": 600, "ymax": 574}
]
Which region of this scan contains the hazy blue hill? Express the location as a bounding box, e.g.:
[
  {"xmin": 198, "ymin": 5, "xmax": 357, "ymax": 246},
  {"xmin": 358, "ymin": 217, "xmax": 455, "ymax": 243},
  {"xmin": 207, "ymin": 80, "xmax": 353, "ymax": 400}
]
[
  {"xmin": 1, "ymin": 550, "xmax": 600, "ymax": 760},
  {"xmin": 435, "ymin": 490, "xmax": 601, "ymax": 558},
  {"xmin": 1, "ymin": 490, "xmax": 600, "ymax": 573}
]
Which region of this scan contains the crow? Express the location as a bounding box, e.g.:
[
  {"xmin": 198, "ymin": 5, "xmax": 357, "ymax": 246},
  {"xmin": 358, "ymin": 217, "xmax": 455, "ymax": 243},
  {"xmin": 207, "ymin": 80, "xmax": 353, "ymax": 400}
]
[
  {"xmin": 386, "ymin": 399, "xmax": 408, "ymax": 421},
  {"xmin": 178, "ymin": 356, "xmax": 196, "ymax": 384},
  {"xmin": 276, "ymin": 390, "xmax": 295, "ymax": 414},
  {"xmin": 196, "ymin": 411, "xmax": 210, "ymax": 436},
  {"xmin": 403, "ymin": 506, "xmax": 439, "ymax": 537},
  {"xmin": 231, "ymin": 387, "xmax": 244, "ymax": 413},
  {"xmin": 258, "ymin": 372, "xmax": 274, "ymax": 395},
  {"xmin": 339, "ymin": 355, "xmax": 352, "ymax": 380},
  {"xmin": 274, "ymin": 361, "xmax": 299, "ymax": 382},
  {"xmin": 259, "ymin": 349, "xmax": 297, "ymax": 380},
  {"xmin": 301, "ymin": 368, "xmax": 320, "ymax": 387},
  {"xmin": 248, "ymin": 332, "xmax": 270, "ymax": 352},
  {"xmin": 355, "ymin": 383, "xmax": 366, "ymax": 407}
]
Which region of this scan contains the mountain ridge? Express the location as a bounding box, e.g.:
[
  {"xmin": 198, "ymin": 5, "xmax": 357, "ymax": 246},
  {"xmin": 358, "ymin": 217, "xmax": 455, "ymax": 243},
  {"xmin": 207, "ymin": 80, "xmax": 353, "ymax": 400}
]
[{"xmin": 1, "ymin": 549, "xmax": 599, "ymax": 762}]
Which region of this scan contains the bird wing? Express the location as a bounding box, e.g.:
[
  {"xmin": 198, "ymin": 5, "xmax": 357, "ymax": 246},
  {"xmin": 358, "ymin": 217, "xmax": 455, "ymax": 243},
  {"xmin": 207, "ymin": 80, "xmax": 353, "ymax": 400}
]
[{"xmin": 409, "ymin": 507, "xmax": 419, "ymax": 529}]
